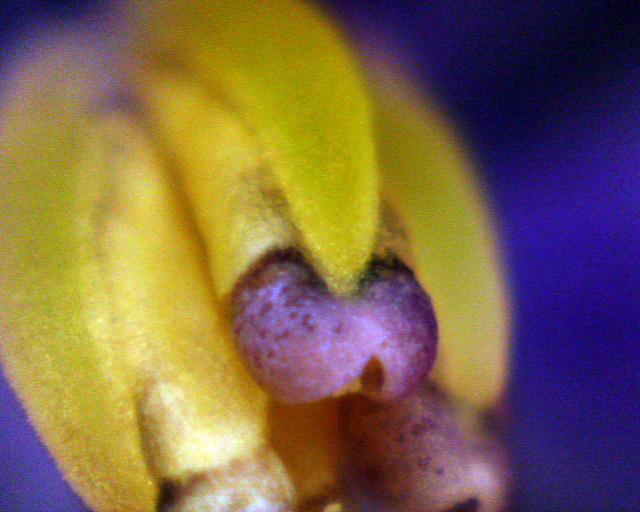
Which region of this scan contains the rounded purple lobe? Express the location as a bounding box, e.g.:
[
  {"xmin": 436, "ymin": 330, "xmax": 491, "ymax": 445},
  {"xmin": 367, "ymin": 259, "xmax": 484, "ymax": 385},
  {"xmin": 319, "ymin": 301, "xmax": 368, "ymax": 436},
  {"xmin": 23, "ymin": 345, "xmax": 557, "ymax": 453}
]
[{"xmin": 232, "ymin": 251, "xmax": 437, "ymax": 404}]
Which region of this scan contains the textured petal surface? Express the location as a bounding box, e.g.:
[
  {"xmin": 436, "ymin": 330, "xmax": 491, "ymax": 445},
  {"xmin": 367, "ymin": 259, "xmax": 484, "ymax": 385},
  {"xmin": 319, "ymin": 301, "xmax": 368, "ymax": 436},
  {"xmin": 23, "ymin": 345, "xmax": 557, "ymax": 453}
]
[
  {"xmin": 1, "ymin": 30, "xmax": 274, "ymax": 512},
  {"xmin": 130, "ymin": 0, "xmax": 379, "ymax": 295}
]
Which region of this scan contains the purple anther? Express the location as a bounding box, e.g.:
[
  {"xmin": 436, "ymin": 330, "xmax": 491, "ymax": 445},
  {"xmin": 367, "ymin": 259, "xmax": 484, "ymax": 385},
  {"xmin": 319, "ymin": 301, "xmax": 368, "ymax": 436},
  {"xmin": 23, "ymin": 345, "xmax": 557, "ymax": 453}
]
[
  {"xmin": 342, "ymin": 386, "xmax": 511, "ymax": 512},
  {"xmin": 232, "ymin": 250, "xmax": 438, "ymax": 404},
  {"xmin": 356, "ymin": 259, "xmax": 439, "ymax": 401}
]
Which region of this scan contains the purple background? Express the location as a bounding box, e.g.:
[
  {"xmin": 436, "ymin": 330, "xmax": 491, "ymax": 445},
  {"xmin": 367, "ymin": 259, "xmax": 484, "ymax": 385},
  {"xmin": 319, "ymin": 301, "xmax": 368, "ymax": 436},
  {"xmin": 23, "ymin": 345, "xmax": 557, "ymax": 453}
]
[{"xmin": 1, "ymin": 1, "xmax": 639, "ymax": 511}]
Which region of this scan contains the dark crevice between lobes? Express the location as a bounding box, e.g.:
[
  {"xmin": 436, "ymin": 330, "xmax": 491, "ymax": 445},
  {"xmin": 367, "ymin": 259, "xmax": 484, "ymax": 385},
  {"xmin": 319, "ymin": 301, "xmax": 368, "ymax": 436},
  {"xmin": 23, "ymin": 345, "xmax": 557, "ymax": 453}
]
[{"xmin": 231, "ymin": 248, "xmax": 438, "ymax": 404}]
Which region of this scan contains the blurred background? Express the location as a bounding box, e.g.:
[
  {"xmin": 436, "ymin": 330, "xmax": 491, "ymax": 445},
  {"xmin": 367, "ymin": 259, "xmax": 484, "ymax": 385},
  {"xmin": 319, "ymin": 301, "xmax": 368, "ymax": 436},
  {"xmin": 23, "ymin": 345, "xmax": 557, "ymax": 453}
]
[{"xmin": 1, "ymin": 1, "xmax": 638, "ymax": 511}]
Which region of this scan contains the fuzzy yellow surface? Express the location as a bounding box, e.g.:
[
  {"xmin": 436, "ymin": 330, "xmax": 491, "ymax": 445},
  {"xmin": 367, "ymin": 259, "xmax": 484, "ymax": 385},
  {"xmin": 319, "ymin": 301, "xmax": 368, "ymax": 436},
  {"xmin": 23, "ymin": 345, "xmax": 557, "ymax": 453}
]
[
  {"xmin": 129, "ymin": 0, "xmax": 379, "ymax": 295},
  {"xmin": 94, "ymin": 113, "xmax": 271, "ymax": 480},
  {"xmin": 371, "ymin": 68, "xmax": 510, "ymax": 407},
  {"xmin": 136, "ymin": 70, "xmax": 296, "ymax": 301},
  {"xmin": 136, "ymin": 76, "xmax": 344, "ymax": 499},
  {"xmin": 0, "ymin": 34, "xmax": 278, "ymax": 511},
  {"xmin": 0, "ymin": 36, "xmax": 157, "ymax": 512}
]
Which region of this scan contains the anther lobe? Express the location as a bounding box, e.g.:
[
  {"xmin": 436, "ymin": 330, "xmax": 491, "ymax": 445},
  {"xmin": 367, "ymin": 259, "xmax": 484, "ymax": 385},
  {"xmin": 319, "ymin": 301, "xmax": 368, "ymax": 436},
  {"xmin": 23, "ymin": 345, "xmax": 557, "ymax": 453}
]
[
  {"xmin": 342, "ymin": 386, "xmax": 511, "ymax": 512},
  {"xmin": 232, "ymin": 251, "xmax": 437, "ymax": 404},
  {"xmin": 358, "ymin": 259, "xmax": 439, "ymax": 401}
]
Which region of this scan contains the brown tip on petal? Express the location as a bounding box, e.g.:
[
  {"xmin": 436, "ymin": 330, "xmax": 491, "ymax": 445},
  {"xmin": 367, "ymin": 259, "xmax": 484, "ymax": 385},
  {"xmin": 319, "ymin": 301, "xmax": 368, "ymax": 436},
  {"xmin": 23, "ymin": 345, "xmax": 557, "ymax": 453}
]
[
  {"xmin": 232, "ymin": 250, "xmax": 437, "ymax": 404},
  {"xmin": 159, "ymin": 450, "xmax": 295, "ymax": 512},
  {"xmin": 342, "ymin": 385, "xmax": 512, "ymax": 512}
]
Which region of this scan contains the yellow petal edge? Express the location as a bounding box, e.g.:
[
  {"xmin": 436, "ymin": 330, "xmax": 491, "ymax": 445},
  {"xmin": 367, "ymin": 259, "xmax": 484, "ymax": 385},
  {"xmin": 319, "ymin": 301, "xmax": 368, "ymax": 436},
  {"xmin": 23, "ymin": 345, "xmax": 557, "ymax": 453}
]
[
  {"xmin": 0, "ymin": 34, "xmax": 157, "ymax": 511},
  {"xmin": 370, "ymin": 63, "xmax": 511, "ymax": 407}
]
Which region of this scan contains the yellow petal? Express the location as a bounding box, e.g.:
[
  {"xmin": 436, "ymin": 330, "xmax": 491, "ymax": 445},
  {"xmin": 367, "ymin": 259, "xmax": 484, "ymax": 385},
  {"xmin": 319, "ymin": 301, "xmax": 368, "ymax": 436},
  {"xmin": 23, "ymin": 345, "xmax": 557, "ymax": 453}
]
[
  {"xmin": 94, "ymin": 112, "xmax": 270, "ymax": 479},
  {"xmin": 370, "ymin": 64, "xmax": 511, "ymax": 407},
  {"xmin": 129, "ymin": 0, "xmax": 379, "ymax": 295},
  {"xmin": 1, "ymin": 31, "xmax": 281, "ymax": 511},
  {"xmin": 0, "ymin": 34, "xmax": 157, "ymax": 512}
]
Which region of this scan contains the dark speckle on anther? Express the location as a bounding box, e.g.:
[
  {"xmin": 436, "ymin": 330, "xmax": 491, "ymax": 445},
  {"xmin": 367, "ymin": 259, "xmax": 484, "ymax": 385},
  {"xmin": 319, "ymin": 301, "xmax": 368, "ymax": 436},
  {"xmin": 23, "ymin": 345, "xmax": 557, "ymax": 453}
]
[
  {"xmin": 410, "ymin": 421, "xmax": 432, "ymax": 438},
  {"xmin": 274, "ymin": 331, "xmax": 290, "ymax": 342},
  {"xmin": 417, "ymin": 455, "xmax": 431, "ymax": 470},
  {"xmin": 363, "ymin": 466, "xmax": 382, "ymax": 485}
]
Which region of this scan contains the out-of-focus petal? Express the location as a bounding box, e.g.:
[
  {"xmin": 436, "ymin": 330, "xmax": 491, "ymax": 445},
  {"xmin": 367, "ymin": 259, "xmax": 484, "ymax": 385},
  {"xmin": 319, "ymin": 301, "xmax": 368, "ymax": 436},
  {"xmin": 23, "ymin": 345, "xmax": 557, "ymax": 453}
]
[{"xmin": 370, "ymin": 64, "xmax": 510, "ymax": 407}]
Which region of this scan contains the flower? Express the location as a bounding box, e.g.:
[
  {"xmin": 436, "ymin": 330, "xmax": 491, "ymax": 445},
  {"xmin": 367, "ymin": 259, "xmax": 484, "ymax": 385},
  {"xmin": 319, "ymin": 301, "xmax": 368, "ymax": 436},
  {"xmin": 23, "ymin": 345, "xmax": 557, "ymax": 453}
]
[{"xmin": 0, "ymin": 1, "xmax": 509, "ymax": 511}]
